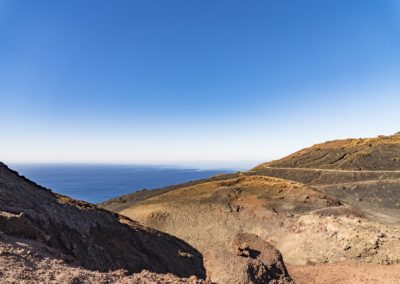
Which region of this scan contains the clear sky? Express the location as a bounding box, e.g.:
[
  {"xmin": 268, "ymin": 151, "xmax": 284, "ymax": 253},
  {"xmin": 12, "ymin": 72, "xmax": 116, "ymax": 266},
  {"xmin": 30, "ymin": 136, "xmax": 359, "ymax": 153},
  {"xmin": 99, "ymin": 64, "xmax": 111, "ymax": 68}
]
[{"xmin": 1, "ymin": 0, "xmax": 400, "ymax": 168}]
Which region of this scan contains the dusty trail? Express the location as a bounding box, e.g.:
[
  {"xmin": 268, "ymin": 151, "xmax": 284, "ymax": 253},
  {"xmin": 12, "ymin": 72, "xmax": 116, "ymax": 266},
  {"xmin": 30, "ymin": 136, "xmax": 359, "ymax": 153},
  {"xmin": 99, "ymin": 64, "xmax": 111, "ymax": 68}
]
[{"xmin": 260, "ymin": 166, "xmax": 400, "ymax": 174}]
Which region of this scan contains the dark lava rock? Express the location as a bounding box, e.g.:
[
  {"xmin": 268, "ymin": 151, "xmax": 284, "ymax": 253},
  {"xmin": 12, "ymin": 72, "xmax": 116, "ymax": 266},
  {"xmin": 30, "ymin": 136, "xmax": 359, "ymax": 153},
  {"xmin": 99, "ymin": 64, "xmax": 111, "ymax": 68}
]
[{"xmin": 0, "ymin": 162, "xmax": 205, "ymax": 278}]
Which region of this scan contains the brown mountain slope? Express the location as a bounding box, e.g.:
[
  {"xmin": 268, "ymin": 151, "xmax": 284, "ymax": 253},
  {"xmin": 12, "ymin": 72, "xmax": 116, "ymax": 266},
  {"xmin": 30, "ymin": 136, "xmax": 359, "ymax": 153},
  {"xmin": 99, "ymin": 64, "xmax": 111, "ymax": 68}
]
[
  {"xmin": 102, "ymin": 135, "xmax": 400, "ymax": 269},
  {"xmin": 108, "ymin": 175, "xmax": 400, "ymax": 267},
  {"xmin": 249, "ymin": 135, "xmax": 400, "ymax": 224},
  {"xmin": 0, "ymin": 162, "xmax": 206, "ymax": 279},
  {"xmin": 100, "ymin": 134, "xmax": 400, "ymax": 282},
  {"xmin": 102, "ymin": 172, "xmax": 241, "ymax": 213},
  {"xmin": 254, "ymin": 135, "xmax": 400, "ymax": 171}
]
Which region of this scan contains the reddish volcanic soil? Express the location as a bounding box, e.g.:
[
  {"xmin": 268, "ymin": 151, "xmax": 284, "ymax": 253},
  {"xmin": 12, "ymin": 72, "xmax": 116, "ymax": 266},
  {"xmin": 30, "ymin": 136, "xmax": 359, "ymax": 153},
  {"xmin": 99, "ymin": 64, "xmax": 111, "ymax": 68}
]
[{"xmin": 288, "ymin": 262, "xmax": 400, "ymax": 284}]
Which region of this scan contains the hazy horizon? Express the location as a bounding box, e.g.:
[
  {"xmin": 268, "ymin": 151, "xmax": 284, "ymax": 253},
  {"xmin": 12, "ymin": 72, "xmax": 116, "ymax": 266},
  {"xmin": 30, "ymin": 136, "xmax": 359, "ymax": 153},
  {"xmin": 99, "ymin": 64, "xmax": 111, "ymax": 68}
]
[
  {"xmin": 8, "ymin": 160, "xmax": 256, "ymax": 171},
  {"xmin": 2, "ymin": 0, "xmax": 400, "ymax": 165}
]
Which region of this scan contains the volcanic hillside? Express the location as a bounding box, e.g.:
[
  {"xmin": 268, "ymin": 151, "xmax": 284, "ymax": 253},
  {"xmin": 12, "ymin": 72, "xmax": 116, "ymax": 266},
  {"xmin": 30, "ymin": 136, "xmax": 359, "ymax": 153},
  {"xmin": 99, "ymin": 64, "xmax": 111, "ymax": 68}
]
[
  {"xmin": 103, "ymin": 174, "xmax": 400, "ymax": 268},
  {"xmin": 102, "ymin": 134, "xmax": 400, "ymax": 282},
  {"xmin": 255, "ymin": 134, "xmax": 400, "ymax": 171},
  {"xmin": 251, "ymin": 134, "xmax": 400, "ymax": 223},
  {"xmin": 0, "ymin": 162, "xmax": 206, "ymax": 281}
]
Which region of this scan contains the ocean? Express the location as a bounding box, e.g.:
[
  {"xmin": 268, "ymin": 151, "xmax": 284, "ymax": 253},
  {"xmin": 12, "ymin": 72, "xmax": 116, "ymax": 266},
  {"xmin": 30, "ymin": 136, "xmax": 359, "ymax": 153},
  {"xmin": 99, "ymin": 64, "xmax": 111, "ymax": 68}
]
[{"xmin": 10, "ymin": 164, "xmax": 233, "ymax": 204}]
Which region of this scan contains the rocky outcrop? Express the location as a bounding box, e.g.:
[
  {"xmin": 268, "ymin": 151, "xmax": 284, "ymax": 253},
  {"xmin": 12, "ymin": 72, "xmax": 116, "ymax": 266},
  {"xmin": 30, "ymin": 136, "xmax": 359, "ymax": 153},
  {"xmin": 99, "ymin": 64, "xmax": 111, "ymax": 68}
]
[
  {"xmin": 0, "ymin": 162, "xmax": 206, "ymax": 279},
  {"xmin": 0, "ymin": 232, "xmax": 206, "ymax": 284},
  {"xmin": 0, "ymin": 211, "xmax": 45, "ymax": 241},
  {"xmin": 204, "ymin": 233, "xmax": 292, "ymax": 284}
]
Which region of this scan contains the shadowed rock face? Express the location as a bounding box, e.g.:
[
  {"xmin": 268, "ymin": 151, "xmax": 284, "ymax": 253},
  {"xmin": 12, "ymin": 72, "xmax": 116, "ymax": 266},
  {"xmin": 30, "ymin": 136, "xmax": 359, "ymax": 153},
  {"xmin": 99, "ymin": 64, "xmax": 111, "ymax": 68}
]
[
  {"xmin": 0, "ymin": 163, "xmax": 206, "ymax": 278},
  {"xmin": 0, "ymin": 232, "xmax": 207, "ymax": 283}
]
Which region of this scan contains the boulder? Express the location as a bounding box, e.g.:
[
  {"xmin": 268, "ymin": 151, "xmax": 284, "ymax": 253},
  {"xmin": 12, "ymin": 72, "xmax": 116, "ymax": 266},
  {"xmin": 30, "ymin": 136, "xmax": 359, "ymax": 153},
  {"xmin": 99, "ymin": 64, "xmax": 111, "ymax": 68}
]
[{"xmin": 205, "ymin": 233, "xmax": 292, "ymax": 284}]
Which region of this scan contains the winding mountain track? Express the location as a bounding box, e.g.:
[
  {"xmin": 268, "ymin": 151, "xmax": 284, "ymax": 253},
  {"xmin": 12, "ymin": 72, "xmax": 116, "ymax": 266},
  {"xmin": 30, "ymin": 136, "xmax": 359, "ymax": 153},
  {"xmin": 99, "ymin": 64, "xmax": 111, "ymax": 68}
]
[{"xmin": 260, "ymin": 166, "xmax": 400, "ymax": 174}]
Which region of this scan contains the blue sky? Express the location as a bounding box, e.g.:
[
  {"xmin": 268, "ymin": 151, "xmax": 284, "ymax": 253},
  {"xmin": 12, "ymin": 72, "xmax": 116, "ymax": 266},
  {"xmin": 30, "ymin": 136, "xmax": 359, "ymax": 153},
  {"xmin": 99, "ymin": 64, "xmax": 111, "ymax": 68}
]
[{"xmin": 1, "ymin": 0, "xmax": 400, "ymax": 168}]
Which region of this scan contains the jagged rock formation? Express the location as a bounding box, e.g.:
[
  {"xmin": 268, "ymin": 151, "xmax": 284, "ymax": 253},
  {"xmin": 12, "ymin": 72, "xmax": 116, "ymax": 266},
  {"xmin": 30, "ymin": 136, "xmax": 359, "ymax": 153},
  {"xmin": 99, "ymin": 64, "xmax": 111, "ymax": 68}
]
[
  {"xmin": 0, "ymin": 162, "xmax": 206, "ymax": 280},
  {"xmin": 204, "ymin": 233, "xmax": 292, "ymax": 284}
]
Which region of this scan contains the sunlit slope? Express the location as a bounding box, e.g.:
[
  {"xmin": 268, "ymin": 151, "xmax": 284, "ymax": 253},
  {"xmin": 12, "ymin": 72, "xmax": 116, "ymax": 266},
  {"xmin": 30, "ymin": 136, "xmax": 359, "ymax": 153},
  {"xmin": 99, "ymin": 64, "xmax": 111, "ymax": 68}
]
[{"xmin": 254, "ymin": 135, "xmax": 400, "ymax": 171}]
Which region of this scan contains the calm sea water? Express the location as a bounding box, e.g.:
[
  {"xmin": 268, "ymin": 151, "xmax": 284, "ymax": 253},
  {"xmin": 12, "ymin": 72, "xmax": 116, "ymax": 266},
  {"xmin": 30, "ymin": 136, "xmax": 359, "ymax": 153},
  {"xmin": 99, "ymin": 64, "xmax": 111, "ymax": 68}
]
[{"xmin": 11, "ymin": 164, "xmax": 233, "ymax": 204}]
